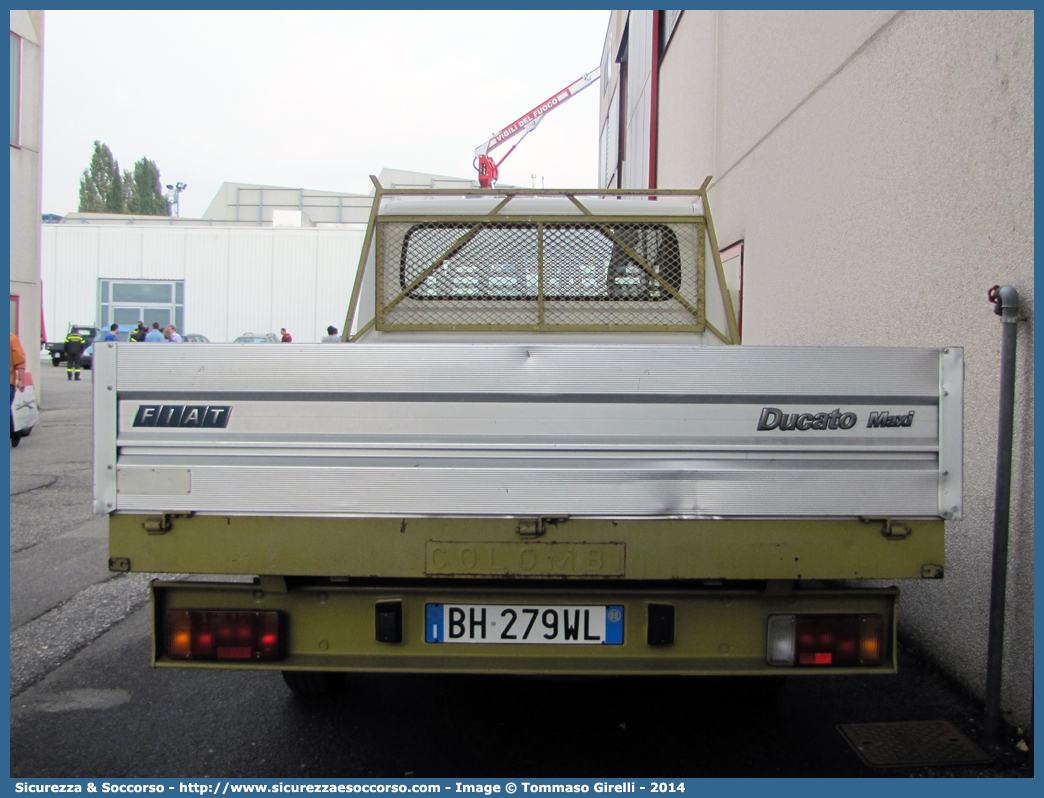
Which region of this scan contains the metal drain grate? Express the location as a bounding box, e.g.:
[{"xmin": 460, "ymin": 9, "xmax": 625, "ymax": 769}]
[{"xmin": 837, "ymin": 720, "xmax": 992, "ymax": 767}]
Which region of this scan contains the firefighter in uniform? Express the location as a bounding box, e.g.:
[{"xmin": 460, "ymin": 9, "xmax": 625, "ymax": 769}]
[{"xmin": 64, "ymin": 330, "xmax": 86, "ymax": 381}]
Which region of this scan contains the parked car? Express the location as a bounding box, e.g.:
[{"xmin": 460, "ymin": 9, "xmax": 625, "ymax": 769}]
[
  {"xmin": 182, "ymin": 333, "xmax": 211, "ymax": 343},
  {"xmin": 82, "ymin": 325, "xmax": 134, "ymax": 369},
  {"xmin": 46, "ymin": 325, "xmax": 100, "ymax": 367},
  {"xmin": 233, "ymin": 333, "xmax": 280, "ymax": 343}
]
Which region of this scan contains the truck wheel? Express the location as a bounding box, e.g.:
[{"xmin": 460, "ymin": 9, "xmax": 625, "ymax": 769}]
[
  {"xmin": 280, "ymin": 670, "xmax": 347, "ymax": 697},
  {"xmin": 51, "ymin": 357, "xmax": 61, "ymax": 367}
]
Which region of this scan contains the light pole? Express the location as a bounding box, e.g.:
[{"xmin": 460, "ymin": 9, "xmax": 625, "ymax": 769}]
[{"xmin": 165, "ymin": 182, "xmax": 187, "ymax": 217}]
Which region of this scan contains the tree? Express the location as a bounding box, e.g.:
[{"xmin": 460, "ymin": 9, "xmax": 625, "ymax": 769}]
[
  {"xmin": 126, "ymin": 157, "xmax": 171, "ymax": 216},
  {"xmin": 78, "ymin": 141, "xmax": 121, "ymax": 213},
  {"xmin": 106, "ymin": 167, "xmax": 124, "ymax": 213},
  {"xmin": 121, "ymin": 167, "xmax": 134, "ymax": 211},
  {"xmin": 77, "ymin": 142, "xmax": 171, "ymax": 216}
]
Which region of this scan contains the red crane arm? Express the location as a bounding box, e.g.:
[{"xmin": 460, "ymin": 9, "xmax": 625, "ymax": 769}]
[{"xmin": 474, "ymin": 68, "xmax": 599, "ymax": 188}]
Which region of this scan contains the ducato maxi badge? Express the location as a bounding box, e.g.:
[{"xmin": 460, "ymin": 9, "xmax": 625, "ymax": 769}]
[{"xmin": 757, "ymin": 407, "xmax": 915, "ymax": 431}]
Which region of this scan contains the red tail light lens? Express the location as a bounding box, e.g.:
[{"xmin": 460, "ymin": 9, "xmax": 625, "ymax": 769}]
[
  {"xmin": 166, "ymin": 610, "xmax": 283, "ymax": 661},
  {"xmin": 768, "ymin": 614, "xmax": 884, "ymax": 666}
]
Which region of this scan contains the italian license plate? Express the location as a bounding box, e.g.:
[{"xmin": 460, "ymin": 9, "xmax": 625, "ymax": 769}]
[{"xmin": 425, "ymin": 603, "xmax": 624, "ymax": 645}]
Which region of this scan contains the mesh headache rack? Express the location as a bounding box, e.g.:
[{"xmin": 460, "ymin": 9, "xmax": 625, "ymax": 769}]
[{"xmin": 345, "ymin": 177, "xmax": 741, "ymax": 342}]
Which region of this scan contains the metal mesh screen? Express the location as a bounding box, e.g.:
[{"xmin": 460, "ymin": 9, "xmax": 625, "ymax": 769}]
[{"xmin": 376, "ymin": 218, "xmax": 705, "ymax": 331}]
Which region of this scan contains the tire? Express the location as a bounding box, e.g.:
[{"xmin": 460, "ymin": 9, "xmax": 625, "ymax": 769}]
[
  {"xmin": 51, "ymin": 357, "xmax": 61, "ymax": 367},
  {"xmin": 280, "ymin": 670, "xmax": 347, "ymax": 697}
]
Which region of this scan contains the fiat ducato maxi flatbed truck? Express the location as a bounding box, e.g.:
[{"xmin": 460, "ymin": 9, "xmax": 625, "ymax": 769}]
[{"xmin": 93, "ymin": 180, "xmax": 962, "ymax": 695}]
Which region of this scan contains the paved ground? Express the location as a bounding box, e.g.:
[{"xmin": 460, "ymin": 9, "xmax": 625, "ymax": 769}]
[{"xmin": 8, "ymin": 617, "xmax": 1034, "ymax": 778}]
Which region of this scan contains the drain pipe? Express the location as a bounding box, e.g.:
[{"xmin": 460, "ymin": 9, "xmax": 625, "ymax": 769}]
[{"xmin": 983, "ymin": 284, "xmax": 1020, "ymax": 740}]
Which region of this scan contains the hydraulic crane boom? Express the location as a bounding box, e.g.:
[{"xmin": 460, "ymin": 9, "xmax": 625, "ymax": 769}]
[{"xmin": 474, "ymin": 68, "xmax": 599, "ymax": 188}]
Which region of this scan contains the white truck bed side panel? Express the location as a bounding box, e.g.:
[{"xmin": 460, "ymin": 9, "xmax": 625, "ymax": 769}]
[{"xmin": 96, "ymin": 344, "xmax": 962, "ymax": 519}]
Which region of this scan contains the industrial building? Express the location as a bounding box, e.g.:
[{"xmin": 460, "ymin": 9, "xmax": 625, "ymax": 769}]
[
  {"xmin": 599, "ymin": 10, "xmax": 1033, "ymax": 728},
  {"xmin": 40, "ymin": 169, "xmax": 480, "ymax": 345}
]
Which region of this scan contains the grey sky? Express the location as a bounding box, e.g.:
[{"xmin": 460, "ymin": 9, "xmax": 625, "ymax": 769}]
[{"xmin": 42, "ymin": 10, "xmax": 610, "ymax": 218}]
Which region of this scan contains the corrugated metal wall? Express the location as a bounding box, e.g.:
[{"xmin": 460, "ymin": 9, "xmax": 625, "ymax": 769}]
[
  {"xmin": 40, "ymin": 226, "xmax": 363, "ymax": 343},
  {"xmin": 227, "ymin": 231, "xmax": 274, "ymax": 340},
  {"xmin": 43, "ymin": 228, "xmax": 99, "ymax": 339},
  {"xmin": 184, "ymin": 229, "xmax": 231, "ymax": 341}
]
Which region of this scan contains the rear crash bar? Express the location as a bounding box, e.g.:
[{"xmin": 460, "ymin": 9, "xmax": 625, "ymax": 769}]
[{"xmin": 151, "ymin": 581, "xmax": 898, "ymax": 676}]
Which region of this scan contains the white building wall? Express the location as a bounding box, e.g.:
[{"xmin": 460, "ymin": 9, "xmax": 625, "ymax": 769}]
[
  {"xmin": 622, "ymin": 10, "xmax": 653, "ymax": 190},
  {"xmin": 604, "ymin": 9, "xmax": 1034, "ymax": 729},
  {"xmin": 599, "ymin": 11, "xmax": 656, "ymax": 189},
  {"xmin": 99, "ymin": 228, "xmax": 145, "ymax": 279},
  {"xmin": 41, "ymin": 226, "xmax": 364, "ymax": 345},
  {"xmin": 715, "ymin": 10, "xmax": 894, "ymax": 175},
  {"xmin": 656, "ymin": 10, "xmax": 716, "ymax": 189},
  {"xmin": 227, "ymin": 232, "xmax": 275, "ymax": 339},
  {"xmin": 184, "ymin": 230, "xmax": 231, "ymax": 342},
  {"xmin": 43, "ymin": 227, "xmax": 99, "ymax": 336},
  {"xmin": 715, "ymin": 15, "xmax": 1034, "ymax": 732},
  {"xmin": 598, "ymin": 21, "xmax": 618, "ymax": 187},
  {"xmin": 272, "ymin": 232, "xmax": 319, "ymax": 342},
  {"xmin": 141, "ymin": 229, "xmax": 187, "ymax": 281},
  {"xmin": 316, "ymin": 232, "xmax": 359, "ymax": 336}
]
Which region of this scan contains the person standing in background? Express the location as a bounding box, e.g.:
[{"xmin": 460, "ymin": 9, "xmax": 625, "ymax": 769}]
[
  {"xmin": 104, "ymin": 323, "xmax": 118, "ymax": 342},
  {"xmin": 10, "ymin": 332, "xmax": 26, "ymax": 442},
  {"xmin": 145, "ymin": 323, "xmax": 165, "ymax": 342},
  {"xmin": 280, "ymin": 328, "xmax": 292, "ymax": 342},
  {"xmin": 321, "ymin": 325, "xmax": 340, "ymax": 343},
  {"xmin": 130, "ymin": 322, "xmax": 147, "ymax": 342},
  {"xmin": 167, "ymin": 324, "xmax": 182, "ymax": 343},
  {"xmin": 64, "ymin": 328, "xmax": 86, "ymax": 381}
]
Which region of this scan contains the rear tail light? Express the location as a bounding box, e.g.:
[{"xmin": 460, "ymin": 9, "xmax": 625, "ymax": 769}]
[
  {"xmin": 166, "ymin": 610, "xmax": 283, "ymax": 661},
  {"xmin": 767, "ymin": 614, "xmax": 884, "ymax": 666}
]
